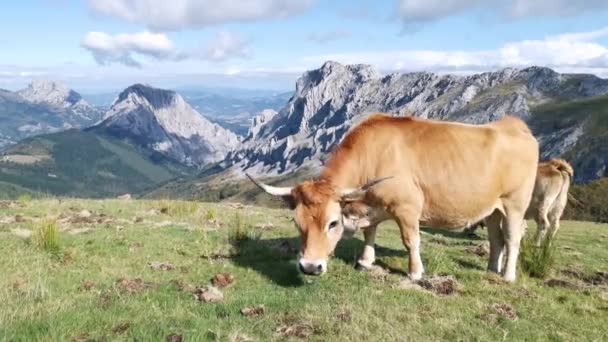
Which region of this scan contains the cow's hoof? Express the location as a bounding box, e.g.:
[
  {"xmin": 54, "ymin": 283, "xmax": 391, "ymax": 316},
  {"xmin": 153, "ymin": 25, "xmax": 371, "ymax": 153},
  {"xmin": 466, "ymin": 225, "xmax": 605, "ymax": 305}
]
[
  {"xmin": 408, "ymin": 271, "xmax": 423, "ymax": 281},
  {"xmin": 355, "ymin": 260, "xmax": 374, "ymax": 271}
]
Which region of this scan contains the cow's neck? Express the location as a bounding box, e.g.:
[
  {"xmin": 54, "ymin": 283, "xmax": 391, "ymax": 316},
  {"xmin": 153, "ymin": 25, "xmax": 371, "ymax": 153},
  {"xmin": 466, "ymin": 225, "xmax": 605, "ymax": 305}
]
[{"xmin": 319, "ymin": 150, "xmax": 369, "ymax": 189}]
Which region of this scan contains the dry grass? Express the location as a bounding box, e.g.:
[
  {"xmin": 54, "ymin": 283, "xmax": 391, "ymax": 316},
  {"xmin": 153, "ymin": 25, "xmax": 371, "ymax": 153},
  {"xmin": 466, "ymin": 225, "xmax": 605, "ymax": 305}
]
[{"xmin": 31, "ymin": 218, "xmax": 60, "ymax": 253}]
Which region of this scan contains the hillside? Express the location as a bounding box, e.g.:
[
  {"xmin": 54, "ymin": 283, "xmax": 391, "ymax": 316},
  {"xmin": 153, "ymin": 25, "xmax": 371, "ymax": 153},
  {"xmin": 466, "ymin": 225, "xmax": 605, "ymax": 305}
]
[
  {"xmin": 0, "ymin": 130, "xmax": 192, "ymax": 197},
  {"xmin": 1, "ymin": 199, "xmax": 607, "ymax": 340}
]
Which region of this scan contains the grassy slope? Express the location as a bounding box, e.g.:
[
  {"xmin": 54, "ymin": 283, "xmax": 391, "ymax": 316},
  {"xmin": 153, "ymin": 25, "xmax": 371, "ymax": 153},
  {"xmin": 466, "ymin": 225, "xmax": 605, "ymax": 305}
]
[
  {"xmin": 0, "ymin": 130, "xmax": 192, "ymax": 198},
  {"xmin": 0, "ymin": 199, "xmax": 607, "ymax": 341}
]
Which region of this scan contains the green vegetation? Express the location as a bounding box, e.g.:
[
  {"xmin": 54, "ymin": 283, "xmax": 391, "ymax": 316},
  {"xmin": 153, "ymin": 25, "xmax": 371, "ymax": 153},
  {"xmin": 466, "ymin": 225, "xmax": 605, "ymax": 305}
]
[
  {"xmin": 564, "ymin": 178, "xmax": 608, "ymax": 223},
  {"xmin": 1, "ymin": 199, "xmax": 607, "ymax": 341},
  {"xmin": 519, "ymin": 234, "xmax": 557, "ymax": 279},
  {"xmin": 31, "ymin": 218, "xmax": 60, "ymax": 253},
  {"xmin": 0, "ymin": 130, "xmax": 193, "ymax": 198}
]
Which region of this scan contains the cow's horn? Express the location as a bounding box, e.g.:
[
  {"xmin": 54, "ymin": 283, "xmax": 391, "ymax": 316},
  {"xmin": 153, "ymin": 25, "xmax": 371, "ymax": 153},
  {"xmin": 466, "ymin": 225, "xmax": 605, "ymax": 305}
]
[
  {"xmin": 340, "ymin": 176, "xmax": 393, "ymax": 199},
  {"xmin": 245, "ymin": 173, "xmax": 293, "ymax": 197}
]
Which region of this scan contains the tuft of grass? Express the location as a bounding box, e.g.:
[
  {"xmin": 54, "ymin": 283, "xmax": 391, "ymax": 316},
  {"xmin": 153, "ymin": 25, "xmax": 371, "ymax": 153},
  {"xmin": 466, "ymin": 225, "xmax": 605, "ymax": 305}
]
[
  {"xmin": 228, "ymin": 212, "xmax": 260, "ymax": 245},
  {"xmin": 519, "ymin": 233, "xmax": 557, "ymax": 279},
  {"xmin": 17, "ymin": 194, "xmax": 32, "ymax": 203},
  {"xmin": 31, "ymin": 218, "xmax": 60, "ymax": 253},
  {"xmin": 205, "ymin": 208, "xmax": 217, "ymax": 221},
  {"xmin": 159, "ymin": 200, "xmax": 200, "ymax": 219}
]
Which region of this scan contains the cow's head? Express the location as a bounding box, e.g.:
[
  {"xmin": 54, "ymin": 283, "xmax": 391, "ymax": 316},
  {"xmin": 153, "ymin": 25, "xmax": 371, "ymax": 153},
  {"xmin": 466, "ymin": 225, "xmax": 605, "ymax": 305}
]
[{"xmin": 246, "ymin": 174, "xmax": 390, "ymax": 275}]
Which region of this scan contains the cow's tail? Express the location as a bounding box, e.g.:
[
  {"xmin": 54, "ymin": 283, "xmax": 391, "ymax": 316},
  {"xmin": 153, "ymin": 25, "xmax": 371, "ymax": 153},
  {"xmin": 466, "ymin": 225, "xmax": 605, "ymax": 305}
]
[{"xmin": 550, "ymin": 159, "xmax": 574, "ymax": 209}]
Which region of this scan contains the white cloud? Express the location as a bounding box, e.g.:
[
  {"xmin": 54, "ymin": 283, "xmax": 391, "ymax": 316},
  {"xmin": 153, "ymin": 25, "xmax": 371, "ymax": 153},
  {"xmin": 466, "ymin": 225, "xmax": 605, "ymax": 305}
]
[
  {"xmin": 307, "ymin": 29, "xmax": 351, "ymax": 44},
  {"xmin": 301, "ymin": 27, "xmax": 608, "ymax": 75},
  {"xmin": 88, "ymin": 0, "xmax": 315, "ymax": 31},
  {"xmin": 509, "ymin": 0, "xmax": 608, "ymax": 18},
  {"xmin": 81, "ymin": 31, "xmax": 175, "ymax": 68},
  {"xmin": 195, "ymin": 31, "xmax": 250, "ymax": 62},
  {"xmin": 81, "ymin": 31, "xmax": 251, "ymax": 67},
  {"xmin": 396, "ymin": 0, "xmax": 608, "ymax": 27}
]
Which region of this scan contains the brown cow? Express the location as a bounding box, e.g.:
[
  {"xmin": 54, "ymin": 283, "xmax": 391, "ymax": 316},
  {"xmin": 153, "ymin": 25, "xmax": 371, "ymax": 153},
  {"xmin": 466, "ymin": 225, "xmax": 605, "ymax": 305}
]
[
  {"xmin": 247, "ymin": 114, "xmax": 539, "ymax": 282},
  {"xmin": 463, "ymin": 159, "xmax": 574, "ymax": 245}
]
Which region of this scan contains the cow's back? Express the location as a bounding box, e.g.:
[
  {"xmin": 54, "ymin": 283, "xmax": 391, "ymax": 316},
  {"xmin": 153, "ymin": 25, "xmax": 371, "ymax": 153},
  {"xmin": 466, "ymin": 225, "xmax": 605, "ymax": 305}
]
[{"xmin": 361, "ymin": 115, "xmax": 538, "ymax": 228}]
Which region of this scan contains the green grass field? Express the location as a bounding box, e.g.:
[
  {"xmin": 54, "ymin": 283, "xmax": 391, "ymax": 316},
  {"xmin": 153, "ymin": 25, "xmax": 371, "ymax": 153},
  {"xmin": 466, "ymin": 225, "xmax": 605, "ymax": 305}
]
[{"xmin": 1, "ymin": 199, "xmax": 607, "ymax": 341}]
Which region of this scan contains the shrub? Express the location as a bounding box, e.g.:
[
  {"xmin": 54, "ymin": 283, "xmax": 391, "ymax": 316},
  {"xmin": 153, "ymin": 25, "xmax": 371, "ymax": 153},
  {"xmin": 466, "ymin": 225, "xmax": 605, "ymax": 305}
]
[
  {"xmin": 228, "ymin": 212, "xmax": 259, "ymax": 245},
  {"xmin": 205, "ymin": 208, "xmax": 217, "ymax": 221},
  {"xmin": 31, "ymin": 218, "xmax": 60, "ymax": 253},
  {"xmin": 519, "ymin": 233, "xmax": 557, "ymax": 279}
]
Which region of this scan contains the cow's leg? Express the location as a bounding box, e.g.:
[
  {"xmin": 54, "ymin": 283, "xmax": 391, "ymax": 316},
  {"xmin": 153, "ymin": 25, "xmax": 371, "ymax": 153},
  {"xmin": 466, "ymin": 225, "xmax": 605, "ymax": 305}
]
[
  {"xmin": 547, "ymin": 208, "xmax": 563, "ymax": 242},
  {"xmin": 534, "ymin": 202, "xmax": 551, "ymax": 246},
  {"xmin": 486, "ymin": 211, "xmax": 504, "ymax": 274},
  {"xmin": 502, "ymin": 210, "xmax": 526, "ymax": 282},
  {"xmin": 392, "ymin": 206, "xmax": 423, "ymax": 280},
  {"xmin": 356, "ymin": 224, "xmax": 377, "ymax": 270}
]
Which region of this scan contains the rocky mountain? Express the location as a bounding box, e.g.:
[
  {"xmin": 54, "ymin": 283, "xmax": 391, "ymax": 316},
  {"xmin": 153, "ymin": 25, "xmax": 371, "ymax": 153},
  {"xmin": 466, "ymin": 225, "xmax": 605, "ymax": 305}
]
[
  {"xmin": 91, "ymin": 84, "xmax": 240, "ymax": 166},
  {"xmin": 213, "ymin": 61, "xmax": 608, "ymax": 183},
  {"xmin": 0, "ymin": 81, "xmax": 102, "ymax": 149}
]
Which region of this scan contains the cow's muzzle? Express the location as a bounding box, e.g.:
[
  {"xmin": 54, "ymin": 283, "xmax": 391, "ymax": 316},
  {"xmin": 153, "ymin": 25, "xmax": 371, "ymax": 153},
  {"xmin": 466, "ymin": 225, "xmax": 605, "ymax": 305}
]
[{"xmin": 298, "ymin": 259, "xmax": 326, "ymax": 276}]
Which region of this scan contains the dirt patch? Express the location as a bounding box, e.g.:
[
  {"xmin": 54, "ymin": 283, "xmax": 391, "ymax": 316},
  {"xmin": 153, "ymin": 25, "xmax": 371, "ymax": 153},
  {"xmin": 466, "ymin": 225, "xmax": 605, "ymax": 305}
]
[
  {"xmin": 418, "ymin": 276, "xmax": 460, "ymax": 296},
  {"xmin": 545, "ymin": 278, "xmax": 582, "ymax": 290},
  {"xmin": 276, "ymin": 321, "xmax": 315, "ymax": 339},
  {"xmin": 112, "ymin": 322, "xmax": 131, "ymax": 335},
  {"xmin": 368, "ymin": 266, "xmax": 392, "ymax": 282},
  {"xmin": 128, "ymin": 242, "xmax": 143, "ymax": 252},
  {"xmin": 195, "ymin": 286, "xmax": 224, "ymax": 303},
  {"xmin": 336, "ymin": 308, "xmax": 352, "ymax": 322},
  {"xmin": 79, "ymin": 280, "xmax": 95, "ymax": 292},
  {"xmin": 71, "ymin": 333, "xmax": 97, "ymax": 342},
  {"xmin": 396, "ymin": 278, "xmax": 425, "ymax": 291},
  {"xmin": 67, "ymin": 228, "xmax": 92, "ymax": 235},
  {"xmin": 464, "ymin": 243, "xmax": 489, "ymax": 257},
  {"xmin": 212, "ymin": 273, "xmax": 235, "ymax": 288},
  {"xmin": 255, "ymin": 223, "xmax": 275, "ymax": 230},
  {"xmin": 134, "ymin": 216, "xmax": 144, "ymax": 223},
  {"xmin": 485, "ymin": 303, "xmax": 518, "ymax": 322},
  {"xmin": 11, "ymin": 277, "xmax": 25, "ymax": 291},
  {"xmin": 148, "ymin": 261, "xmax": 175, "ymax": 271},
  {"xmin": 116, "ymin": 277, "xmax": 156, "ymax": 294},
  {"xmin": 1, "ymin": 154, "xmax": 51, "ymax": 164},
  {"xmin": 166, "ymin": 333, "xmax": 183, "ymax": 342},
  {"xmin": 241, "ymin": 305, "xmax": 265, "ymax": 317},
  {"xmin": 0, "ymin": 200, "xmax": 23, "ymax": 209},
  {"xmin": 11, "ymin": 228, "xmax": 32, "ymax": 239},
  {"xmin": 99, "ymin": 291, "xmax": 113, "ymax": 309},
  {"xmin": 171, "ymin": 279, "xmax": 196, "ymax": 293},
  {"xmin": 584, "ymin": 272, "xmax": 608, "ymax": 286}
]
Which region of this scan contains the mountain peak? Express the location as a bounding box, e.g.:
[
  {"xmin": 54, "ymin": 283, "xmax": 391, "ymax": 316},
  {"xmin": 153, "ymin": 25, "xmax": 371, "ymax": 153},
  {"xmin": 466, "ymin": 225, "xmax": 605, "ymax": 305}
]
[
  {"xmin": 116, "ymin": 83, "xmax": 178, "ymax": 109},
  {"xmin": 18, "ymin": 79, "xmax": 84, "ymax": 106},
  {"xmin": 97, "ymin": 84, "xmax": 239, "ymax": 166}
]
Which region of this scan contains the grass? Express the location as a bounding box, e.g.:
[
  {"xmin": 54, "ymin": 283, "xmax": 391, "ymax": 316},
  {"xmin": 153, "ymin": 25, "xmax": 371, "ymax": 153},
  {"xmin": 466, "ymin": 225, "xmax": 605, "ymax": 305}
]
[
  {"xmin": 519, "ymin": 234, "xmax": 557, "ymax": 279},
  {"xmin": 30, "ymin": 218, "xmax": 60, "ymax": 254},
  {"xmin": 0, "ymin": 199, "xmax": 607, "ymax": 341}
]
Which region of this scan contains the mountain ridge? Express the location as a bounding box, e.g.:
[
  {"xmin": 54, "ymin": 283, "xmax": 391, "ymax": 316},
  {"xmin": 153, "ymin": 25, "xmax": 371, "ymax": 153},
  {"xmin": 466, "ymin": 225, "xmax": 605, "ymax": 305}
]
[{"xmin": 194, "ymin": 62, "xmax": 608, "ymax": 186}]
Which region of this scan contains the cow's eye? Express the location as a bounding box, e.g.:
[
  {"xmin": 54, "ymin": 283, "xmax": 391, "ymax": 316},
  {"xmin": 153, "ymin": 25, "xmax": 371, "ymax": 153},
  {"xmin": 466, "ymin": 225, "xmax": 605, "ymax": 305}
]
[{"xmin": 328, "ymin": 220, "xmax": 338, "ymax": 230}]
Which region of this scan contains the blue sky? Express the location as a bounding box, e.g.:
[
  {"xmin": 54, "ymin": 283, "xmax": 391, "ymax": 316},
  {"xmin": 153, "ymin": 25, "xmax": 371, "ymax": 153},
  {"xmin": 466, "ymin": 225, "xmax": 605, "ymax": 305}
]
[{"xmin": 2, "ymin": 0, "xmax": 608, "ymax": 92}]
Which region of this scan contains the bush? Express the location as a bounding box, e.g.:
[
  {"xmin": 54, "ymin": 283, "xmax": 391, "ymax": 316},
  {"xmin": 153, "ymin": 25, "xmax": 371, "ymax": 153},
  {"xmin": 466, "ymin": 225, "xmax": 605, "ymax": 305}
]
[
  {"xmin": 228, "ymin": 213, "xmax": 259, "ymax": 245},
  {"xmin": 205, "ymin": 208, "xmax": 217, "ymax": 221},
  {"xmin": 519, "ymin": 233, "xmax": 557, "ymax": 279},
  {"xmin": 32, "ymin": 219, "xmax": 60, "ymax": 253},
  {"xmin": 563, "ymin": 178, "xmax": 608, "ymax": 223}
]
